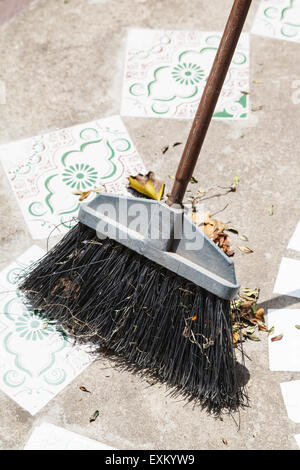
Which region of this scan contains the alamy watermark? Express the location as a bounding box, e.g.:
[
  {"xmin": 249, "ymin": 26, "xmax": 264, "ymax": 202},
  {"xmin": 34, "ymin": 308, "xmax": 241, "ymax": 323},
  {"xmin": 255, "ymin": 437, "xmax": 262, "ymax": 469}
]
[{"xmin": 92, "ymin": 198, "xmax": 206, "ymax": 251}]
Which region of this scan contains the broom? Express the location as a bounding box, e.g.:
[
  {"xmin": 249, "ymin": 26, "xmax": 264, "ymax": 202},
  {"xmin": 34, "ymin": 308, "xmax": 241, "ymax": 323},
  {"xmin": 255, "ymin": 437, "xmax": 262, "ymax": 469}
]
[{"xmin": 20, "ymin": 0, "xmax": 252, "ymax": 413}]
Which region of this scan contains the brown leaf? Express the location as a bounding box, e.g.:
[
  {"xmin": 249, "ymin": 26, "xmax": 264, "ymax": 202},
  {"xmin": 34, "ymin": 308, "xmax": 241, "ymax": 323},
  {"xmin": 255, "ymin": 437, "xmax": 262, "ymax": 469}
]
[
  {"xmin": 128, "ymin": 171, "xmax": 165, "ymax": 201},
  {"xmin": 255, "ymin": 308, "xmax": 265, "ymax": 321},
  {"xmin": 257, "ymin": 321, "xmax": 268, "ymax": 332},
  {"xmin": 213, "ymin": 232, "xmax": 235, "ymax": 257},
  {"xmin": 271, "ymin": 334, "xmax": 283, "ymax": 342},
  {"xmin": 192, "ymin": 212, "xmax": 234, "ymax": 256},
  {"xmin": 79, "ymin": 386, "xmax": 91, "ymax": 393},
  {"xmin": 232, "ymin": 331, "xmax": 240, "ymax": 345},
  {"xmin": 173, "ymin": 142, "xmax": 182, "ymax": 147},
  {"xmin": 161, "ymin": 145, "xmax": 169, "ymax": 154},
  {"xmin": 222, "ymin": 438, "xmax": 228, "ymax": 446}
]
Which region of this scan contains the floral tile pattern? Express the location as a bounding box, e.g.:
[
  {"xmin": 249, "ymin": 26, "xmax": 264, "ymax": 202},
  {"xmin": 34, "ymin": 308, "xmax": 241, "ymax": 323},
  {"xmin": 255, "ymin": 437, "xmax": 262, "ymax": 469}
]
[
  {"xmin": 0, "ymin": 115, "xmax": 146, "ymax": 239},
  {"xmin": 24, "ymin": 422, "xmax": 115, "ymax": 450},
  {"xmin": 0, "ymin": 246, "xmax": 95, "ymax": 415},
  {"xmin": 251, "ymin": 0, "xmax": 300, "ymax": 43},
  {"xmin": 121, "ymin": 29, "xmax": 250, "ymax": 120}
]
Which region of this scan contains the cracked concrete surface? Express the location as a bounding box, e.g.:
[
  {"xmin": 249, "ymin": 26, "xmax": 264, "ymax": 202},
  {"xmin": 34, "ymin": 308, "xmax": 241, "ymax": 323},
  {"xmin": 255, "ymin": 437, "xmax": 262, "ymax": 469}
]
[{"xmin": 0, "ymin": 0, "xmax": 300, "ymax": 450}]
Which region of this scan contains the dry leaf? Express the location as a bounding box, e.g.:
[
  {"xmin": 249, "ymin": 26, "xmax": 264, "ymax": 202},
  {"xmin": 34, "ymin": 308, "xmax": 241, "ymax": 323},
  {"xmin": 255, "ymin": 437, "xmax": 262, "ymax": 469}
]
[
  {"xmin": 128, "ymin": 171, "xmax": 165, "ymax": 201},
  {"xmin": 268, "ymin": 205, "xmax": 274, "ymax": 216},
  {"xmin": 249, "ymin": 336, "xmax": 261, "ymax": 342},
  {"xmin": 222, "ymin": 438, "xmax": 228, "ymax": 446},
  {"xmin": 268, "ymin": 326, "xmax": 275, "ymax": 336},
  {"xmin": 239, "ymin": 234, "xmax": 248, "ymax": 241},
  {"xmin": 251, "ymin": 105, "xmax": 263, "ymax": 112},
  {"xmin": 271, "ymin": 334, "xmax": 283, "ymax": 342},
  {"xmin": 79, "ymin": 191, "xmax": 92, "ymax": 201},
  {"xmin": 192, "ymin": 212, "xmax": 234, "ymax": 257},
  {"xmin": 238, "ymin": 246, "xmax": 254, "ymax": 254},
  {"xmin": 173, "ymin": 142, "xmax": 182, "ymax": 147},
  {"xmin": 89, "ymin": 410, "xmax": 100, "ymax": 422},
  {"xmin": 146, "ymin": 378, "xmax": 156, "ymax": 386},
  {"xmin": 190, "ymin": 176, "xmax": 198, "ymax": 184},
  {"xmin": 232, "ymin": 331, "xmax": 240, "ymax": 345},
  {"xmin": 255, "ymin": 308, "xmax": 265, "ymax": 321},
  {"xmin": 227, "ymin": 227, "xmax": 239, "ymax": 234},
  {"xmin": 257, "ymin": 321, "xmax": 268, "ymax": 332},
  {"xmin": 231, "ymin": 288, "xmax": 267, "ymax": 344},
  {"xmin": 73, "ymin": 187, "xmax": 105, "ymax": 201},
  {"xmin": 79, "ymin": 386, "xmax": 91, "ymax": 393},
  {"xmin": 212, "ymin": 232, "xmax": 235, "ymax": 257},
  {"xmin": 161, "ymin": 145, "xmax": 169, "ymax": 154},
  {"xmin": 295, "ymin": 325, "xmax": 300, "ymax": 330}
]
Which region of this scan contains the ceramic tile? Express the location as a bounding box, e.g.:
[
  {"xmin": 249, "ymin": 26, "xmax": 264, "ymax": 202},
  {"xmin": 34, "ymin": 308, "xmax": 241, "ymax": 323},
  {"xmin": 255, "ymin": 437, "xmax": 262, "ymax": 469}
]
[
  {"xmin": 24, "ymin": 422, "xmax": 115, "ymax": 450},
  {"xmin": 121, "ymin": 29, "xmax": 250, "ymax": 120},
  {"xmin": 252, "ymin": 0, "xmax": 300, "ymax": 43},
  {"xmin": 0, "ymin": 115, "xmax": 146, "ymax": 239},
  {"xmin": 288, "ymin": 221, "xmax": 300, "ymax": 252},
  {"xmin": 273, "ymin": 257, "xmax": 300, "ymax": 298},
  {"xmin": 280, "ymin": 380, "xmax": 300, "ymax": 423},
  {"xmin": 0, "ymin": 246, "xmax": 95, "ymax": 415},
  {"xmin": 268, "ymin": 309, "xmax": 300, "ymax": 370}
]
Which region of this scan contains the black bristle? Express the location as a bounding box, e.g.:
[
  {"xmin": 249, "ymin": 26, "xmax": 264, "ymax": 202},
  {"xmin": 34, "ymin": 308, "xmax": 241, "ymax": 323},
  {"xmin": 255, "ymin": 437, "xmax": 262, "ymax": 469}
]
[{"xmin": 19, "ymin": 222, "xmax": 248, "ymax": 414}]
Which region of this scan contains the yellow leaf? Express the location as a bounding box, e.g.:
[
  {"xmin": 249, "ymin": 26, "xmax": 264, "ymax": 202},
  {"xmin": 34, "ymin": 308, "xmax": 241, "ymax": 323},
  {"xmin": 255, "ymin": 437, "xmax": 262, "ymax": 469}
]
[
  {"xmin": 128, "ymin": 172, "xmax": 165, "ymax": 201},
  {"xmin": 79, "ymin": 191, "xmax": 92, "ymax": 201}
]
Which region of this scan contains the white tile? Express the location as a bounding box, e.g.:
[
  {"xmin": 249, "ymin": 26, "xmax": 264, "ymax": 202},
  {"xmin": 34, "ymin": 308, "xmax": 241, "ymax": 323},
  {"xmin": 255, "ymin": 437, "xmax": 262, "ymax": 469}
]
[
  {"xmin": 273, "ymin": 257, "xmax": 300, "ymax": 298},
  {"xmin": 268, "ymin": 309, "xmax": 300, "ymax": 370},
  {"xmin": 0, "ymin": 247, "xmax": 96, "ymax": 415},
  {"xmin": 280, "ymin": 380, "xmax": 300, "ymax": 423},
  {"xmin": 251, "ymin": 0, "xmax": 300, "ymax": 43},
  {"xmin": 121, "ymin": 28, "xmax": 249, "ymax": 120},
  {"xmin": 24, "ymin": 422, "xmax": 115, "ymax": 450},
  {"xmin": 295, "ymin": 434, "xmax": 300, "ymax": 449},
  {"xmin": 288, "ymin": 221, "xmax": 300, "ymax": 252},
  {"xmin": 0, "ymin": 115, "xmax": 146, "ymax": 239}
]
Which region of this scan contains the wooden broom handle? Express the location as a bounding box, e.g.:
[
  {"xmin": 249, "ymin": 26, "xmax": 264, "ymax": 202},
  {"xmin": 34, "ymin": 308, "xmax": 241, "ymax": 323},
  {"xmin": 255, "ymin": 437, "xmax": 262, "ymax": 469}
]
[{"xmin": 166, "ymin": 0, "xmax": 252, "ymax": 207}]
